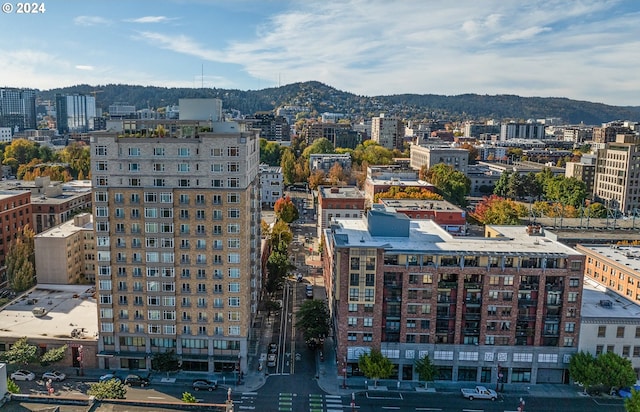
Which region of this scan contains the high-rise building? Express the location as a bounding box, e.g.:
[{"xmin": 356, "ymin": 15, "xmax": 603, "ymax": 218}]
[
  {"xmin": 323, "ymin": 212, "xmax": 585, "ymax": 384},
  {"xmin": 56, "ymin": 94, "xmax": 97, "ymax": 134},
  {"xmin": 371, "ymin": 114, "xmax": 404, "ymax": 150},
  {"xmin": 594, "ymin": 133, "xmax": 640, "ymax": 214},
  {"xmin": 91, "ymin": 111, "xmax": 261, "ymax": 373},
  {"xmin": 500, "ymin": 122, "xmax": 546, "ymax": 141},
  {"xmin": 0, "ymin": 88, "xmax": 36, "ymax": 131}
]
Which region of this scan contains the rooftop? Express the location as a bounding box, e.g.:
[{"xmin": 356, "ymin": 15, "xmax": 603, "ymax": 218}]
[
  {"xmin": 319, "ymin": 185, "xmax": 365, "ymax": 199},
  {"xmin": 577, "ymin": 244, "xmax": 640, "ymax": 272},
  {"xmin": 581, "ymin": 277, "xmax": 640, "ymax": 320},
  {"xmin": 378, "ymin": 198, "xmax": 463, "ymax": 213},
  {"xmin": 329, "ymin": 215, "xmax": 581, "ymax": 257},
  {"xmin": 0, "ymin": 284, "xmax": 98, "ymax": 341}
]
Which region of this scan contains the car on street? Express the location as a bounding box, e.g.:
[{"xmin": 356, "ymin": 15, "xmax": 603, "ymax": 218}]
[
  {"xmin": 267, "ymin": 353, "xmax": 277, "ymax": 367},
  {"xmin": 619, "ymin": 385, "xmax": 640, "ymax": 398},
  {"xmin": 192, "ymin": 379, "xmax": 218, "ymax": 391},
  {"xmin": 268, "ymin": 343, "xmax": 278, "ymax": 354},
  {"xmin": 124, "ymin": 374, "xmax": 150, "ymax": 387},
  {"xmin": 305, "ymin": 285, "xmax": 313, "ymax": 298},
  {"xmin": 461, "ymin": 385, "xmax": 498, "ymax": 400},
  {"xmin": 99, "ymin": 373, "xmax": 122, "ymax": 383},
  {"xmin": 42, "ymin": 371, "xmax": 66, "ymax": 382},
  {"xmin": 11, "ymin": 370, "xmax": 35, "ymax": 381}
]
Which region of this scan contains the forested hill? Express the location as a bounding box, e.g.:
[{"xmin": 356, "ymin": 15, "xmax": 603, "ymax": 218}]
[{"xmin": 39, "ymin": 81, "xmax": 640, "ymax": 125}]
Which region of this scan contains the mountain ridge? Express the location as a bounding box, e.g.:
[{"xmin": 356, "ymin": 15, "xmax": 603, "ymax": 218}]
[{"xmin": 37, "ymin": 81, "xmax": 640, "ymax": 125}]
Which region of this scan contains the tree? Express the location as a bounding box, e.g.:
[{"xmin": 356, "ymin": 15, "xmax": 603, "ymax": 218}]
[
  {"xmin": 7, "ymin": 379, "xmax": 20, "ymax": 394},
  {"xmin": 182, "ymin": 392, "xmax": 197, "ymax": 403},
  {"xmin": 3, "ymin": 139, "xmax": 40, "ymax": 168},
  {"xmin": 471, "ymin": 195, "xmax": 528, "ymax": 225},
  {"xmin": 151, "ymin": 350, "xmax": 179, "ymax": 377},
  {"xmin": 626, "ymin": 388, "xmax": 640, "ymax": 412},
  {"xmin": 6, "ymin": 225, "xmax": 36, "ymax": 292},
  {"xmin": 280, "ymin": 149, "xmax": 296, "ymax": 186},
  {"xmin": 423, "ymin": 163, "xmax": 470, "ymax": 206},
  {"xmin": 308, "ymin": 169, "xmax": 326, "ymax": 190},
  {"xmin": 595, "ymin": 351, "xmax": 636, "ymax": 390},
  {"xmin": 260, "ymin": 139, "xmax": 282, "ymax": 166},
  {"xmin": 57, "ymin": 142, "xmax": 90, "ymax": 179},
  {"xmin": 302, "ymin": 137, "xmax": 334, "ymax": 158},
  {"xmin": 40, "ymin": 344, "xmax": 68, "ymax": 367},
  {"xmin": 414, "ymin": 354, "xmax": 437, "ymax": 388},
  {"xmin": 296, "ymin": 299, "xmax": 331, "ymax": 345},
  {"xmin": 459, "ymin": 143, "xmax": 479, "ymax": 164},
  {"xmin": 265, "ymin": 251, "xmax": 292, "ymax": 294},
  {"xmin": 0, "ymin": 337, "xmax": 37, "ymax": 366},
  {"xmin": 274, "ymin": 196, "xmax": 299, "ymax": 223},
  {"xmin": 327, "ymin": 162, "xmax": 346, "ymax": 185},
  {"xmin": 87, "ymin": 379, "xmax": 127, "ymax": 400},
  {"xmin": 358, "ymin": 349, "xmax": 394, "ymax": 388},
  {"xmin": 270, "ymin": 220, "xmax": 293, "ymax": 252}
]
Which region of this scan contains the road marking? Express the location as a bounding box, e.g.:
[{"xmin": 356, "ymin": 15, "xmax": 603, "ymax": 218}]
[
  {"xmin": 243, "ymin": 392, "xmax": 258, "ymax": 396},
  {"xmin": 147, "ymin": 396, "xmax": 165, "ymax": 399},
  {"xmin": 462, "ymin": 410, "xmax": 484, "ymax": 412},
  {"xmin": 325, "ymin": 399, "xmax": 342, "ymax": 403},
  {"xmin": 325, "ymin": 395, "xmax": 341, "ymax": 399},
  {"xmin": 278, "ymin": 408, "xmax": 292, "ymax": 412},
  {"xmin": 382, "ymin": 407, "xmax": 400, "ymax": 410},
  {"xmin": 416, "ymin": 409, "xmax": 442, "ymax": 411},
  {"xmin": 327, "ymin": 409, "xmax": 344, "ymax": 412},
  {"xmin": 239, "ymin": 407, "xmax": 256, "ymax": 410}
]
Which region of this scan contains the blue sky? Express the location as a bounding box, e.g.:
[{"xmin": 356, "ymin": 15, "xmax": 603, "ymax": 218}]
[{"xmin": 1, "ymin": 0, "xmax": 639, "ymax": 106}]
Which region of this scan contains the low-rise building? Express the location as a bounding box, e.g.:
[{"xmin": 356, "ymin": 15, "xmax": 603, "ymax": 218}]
[
  {"xmin": 259, "ymin": 164, "xmax": 283, "ymax": 208},
  {"xmin": 323, "ymin": 212, "xmax": 585, "ymax": 385},
  {"xmin": 376, "ymin": 199, "xmax": 466, "ymax": 235},
  {"xmin": 309, "ymin": 153, "xmax": 352, "ymax": 174},
  {"xmin": 35, "ymin": 213, "xmax": 95, "ymax": 284},
  {"xmin": 410, "ymin": 144, "xmax": 469, "ymax": 175},
  {"xmin": 317, "ymin": 186, "xmax": 365, "ymax": 239},
  {"xmin": 363, "ymin": 165, "xmax": 435, "ymax": 206}
]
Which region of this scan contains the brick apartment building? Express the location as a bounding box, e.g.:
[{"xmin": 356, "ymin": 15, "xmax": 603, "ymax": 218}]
[
  {"xmin": 0, "ymin": 190, "xmax": 32, "ymax": 286},
  {"xmin": 323, "ymin": 211, "xmax": 585, "ymax": 384}
]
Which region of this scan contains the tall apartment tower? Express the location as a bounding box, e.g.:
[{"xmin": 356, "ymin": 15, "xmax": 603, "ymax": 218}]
[
  {"xmin": 56, "ymin": 94, "xmax": 97, "ymax": 134},
  {"xmin": 371, "ymin": 114, "xmax": 404, "ymax": 150},
  {"xmin": 594, "ymin": 133, "xmax": 640, "ymax": 214},
  {"xmin": 91, "ymin": 113, "xmax": 261, "ymax": 373}
]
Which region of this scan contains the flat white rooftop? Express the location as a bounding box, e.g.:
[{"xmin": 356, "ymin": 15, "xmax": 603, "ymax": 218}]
[
  {"xmin": 578, "ymin": 244, "xmax": 640, "ymax": 272},
  {"xmin": 0, "ymin": 284, "xmax": 97, "ymax": 341},
  {"xmin": 581, "ymin": 277, "xmax": 640, "ymax": 320}
]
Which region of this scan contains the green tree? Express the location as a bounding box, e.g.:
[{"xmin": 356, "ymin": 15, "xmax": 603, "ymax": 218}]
[
  {"xmin": 182, "ymin": 392, "xmax": 197, "ymax": 403},
  {"xmin": 265, "ymin": 251, "xmax": 292, "ymax": 294},
  {"xmin": 7, "ymin": 378, "xmax": 20, "ymax": 394},
  {"xmin": 626, "ymin": 388, "xmax": 640, "ymax": 412},
  {"xmin": 6, "ymin": 225, "xmax": 36, "ymax": 292},
  {"xmin": 296, "ymin": 299, "xmax": 331, "ymax": 344},
  {"xmin": 3, "ymin": 139, "xmax": 40, "ymax": 167},
  {"xmin": 57, "ymin": 142, "xmax": 90, "ymax": 179},
  {"xmin": 274, "ymin": 196, "xmax": 299, "ymax": 223},
  {"xmin": 87, "ymin": 379, "xmax": 127, "ymax": 400},
  {"xmin": 40, "ymin": 344, "xmax": 68, "ymax": 367},
  {"xmin": 595, "ymin": 351, "xmax": 636, "ymax": 390},
  {"xmin": 151, "ymin": 349, "xmax": 179, "ymax": 377},
  {"xmin": 353, "ymin": 141, "xmax": 393, "ymax": 166},
  {"xmin": 302, "ymin": 137, "xmax": 334, "ymax": 158},
  {"xmin": 0, "ymin": 337, "xmax": 37, "ymax": 366},
  {"xmin": 424, "ymin": 163, "xmax": 471, "ymax": 206},
  {"xmin": 280, "ymin": 149, "xmax": 296, "ymax": 186},
  {"xmin": 270, "ymin": 220, "xmax": 293, "ymax": 252},
  {"xmin": 414, "ymin": 354, "xmax": 437, "ymax": 389},
  {"xmin": 358, "ymin": 349, "xmax": 394, "ymax": 388},
  {"xmin": 544, "ymin": 176, "xmax": 587, "ymax": 208},
  {"xmin": 569, "ymin": 351, "xmax": 599, "ymax": 391},
  {"xmin": 260, "ymin": 138, "xmax": 282, "ymax": 166},
  {"xmin": 493, "ymin": 171, "xmax": 511, "ymax": 197}
]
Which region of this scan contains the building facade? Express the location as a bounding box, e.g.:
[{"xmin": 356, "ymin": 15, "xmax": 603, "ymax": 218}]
[
  {"xmin": 0, "ymin": 190, "xmax": 32, "ymax": 287},
  {"xmin": 376, "ymin": 199, "xmax": 466, "ymax": 235},
  {"xmin": 323, "ymin": 212, "xmax": 585, "ymax": 384},
  {"xmin": 0, "ymin": 88, "xmax": 36, "ymax": 131},
  {"xmin": 91, "ymin": 115, "xmax": 261, "ymax": 373},
  {"xmin": 56, "ymin": 94, "xmax": 97, "ymax": 134},
  {"xmin": 565, "ymin": 155, "xmax": 596, "ymax": 198},
  {"xmin": 410, "ymin": 145, "xmax": 469, "ymax": 175},
  {"xmin": 259, "ymin": 164, "xmax": 283, "ymax": 208},
  {"xmin": 309, "ymin": 153, "xmax": 352, "ymax": 174},
  {"xmin": 317, "ymin": 186, "xmax": 365, "ymax": 239},
  {"xmin": 593, "ymin": 133, "xmax": 640, "ymax": 214},
  {"xmin": 500, "ymin": 122, "xmax": 546, "ymax": 141},
  {"xmin": 371, "ymin": 114, "xmax": 404, "ymax": 150},
  {"xmin": 35, "ymin": 213, "xmax": 95, "ymax": 284}
]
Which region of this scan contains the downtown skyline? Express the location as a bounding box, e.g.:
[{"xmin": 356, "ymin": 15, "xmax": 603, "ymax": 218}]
[{"xmin": 0, "ymin": 0, "xmax": 639, "ymax": 106}]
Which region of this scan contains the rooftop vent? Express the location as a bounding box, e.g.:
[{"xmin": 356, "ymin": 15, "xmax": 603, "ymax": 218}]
[{"xmin": 599, "ymin": 300, "xmax": 613, "ymax": 308}]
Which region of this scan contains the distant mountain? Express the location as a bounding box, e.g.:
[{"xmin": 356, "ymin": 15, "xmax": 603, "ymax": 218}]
[{"xmin": 38, "ymin": 81, "xmax": 640, "ymax": 125}]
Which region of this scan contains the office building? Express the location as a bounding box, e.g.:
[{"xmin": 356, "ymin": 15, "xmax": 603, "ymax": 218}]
[
  {"xmin": 56, "ymin": 94, "xmax": 97, "ymax": 134},
  {"xmin": 500, "ymin": 122, "xmax": 546, "ymax": 141},
  {"xmin": 91, "ymin": 112, "xmax": 261, "ymax": 373},
  {"xmin": 323, "ymin": 213, "xmax": 585, "ymax": 384},
  {"xmin": 0, "ymin": 88, "xmax": 36, "ymax": 131},
  {"xmin": 410, "ymin": 145, "xmax": 469, "ymax": 175}
]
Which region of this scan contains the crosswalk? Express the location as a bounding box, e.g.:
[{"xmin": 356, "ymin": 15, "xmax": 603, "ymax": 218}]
[
  {"xmin": 309, "ymin": 394, "xmax": 348, "ymax": 412},
  {"xmin": 239, "ymin": 392, "xmax": 351, "ymax": 411}
]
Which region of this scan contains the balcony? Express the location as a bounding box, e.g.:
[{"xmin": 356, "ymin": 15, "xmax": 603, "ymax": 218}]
[
  {"xmin": 517, "ymin": 315, "xmax": 537, "ymax": 322},
  {"xmin": 518, "ymin": 299, "xmax": 537, "ymax": 307},
  {"xmin": 463, "ymin": 328, "xmax": 480, "ymax": 335},
  {"xmin": 519, "ymin": 283, "xmax": 539, "ymax": 291},
  {"xmin": 438, "ymin": 282, "xmax": 458, "ymax": 289},
  {"xmin": 464, "ymin": 282, "xmax": 482, "ymax": 289},
  {"xmin": 464, "ymin": 313, "xmax": 481, "ymax": 320},
  {"xmin": 465, "ymin": 298, "xmax": 482, "ymax": 305}
]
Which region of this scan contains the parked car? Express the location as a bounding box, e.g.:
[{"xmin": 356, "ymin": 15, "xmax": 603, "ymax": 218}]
[
  {"xmin": 619, "ymin": 385, "xmax": 640, "ymax": 398},
  {"xmin": 42, "ymin": 371, "xmax": 66, "ymax": 382},
  {"xmin": 124, "ymin": 374, "xmax": 150, "ymax": 387},
  {"xmin": 99, "ymin": 373, "xmax": 122, "ymax": 383},
  {"xmin": 11, "ymin": 370, "xmax": 35, "ymax": 381},
  {"xmin": 267, "ymin": 353, "xmax": 277, "ymax": 367},
  {"xmin": 305, "ymin": 285, "xmax": 313, "ymax": 298},
  {"xmin": 268, "ymin": 343, "xmax": 278, "ymax": 354},
  {"xmin": 461, "ymin": 385, "xmax": 498, "ymax": 401},
  {"xmin": 192, "ymin": 379, "xmax": 218, "ymax": 391}
]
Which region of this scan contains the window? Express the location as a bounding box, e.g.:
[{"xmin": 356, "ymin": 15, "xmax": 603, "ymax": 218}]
[
  {"xmin": 348, "ymin": 317, "xmax": 357, "ymax": 326},
  {"xmin": 569, "ymin": 278, "xmax": 579, "ymax": 287},
  {"xmin": 623, "ymin": 346, "xmax": 631, "ymax": 357},
  {"xmin": 595, "ymin": 345, "xmax": 604, "ymax": 355},
  {"xmin": 128, "ymin": 147, "xmax": 140, "ymax": 156},
  {"xmin": 567, "ymin": 292, "xmax": 578, "ymax": 303},
  {"xmin": 598, "ymin": 326, "xmax": 606, "ymax": 338},
  {"xmin": 178, "ymin": 147, "xmax": 190, "ymax": 157},
  {"xmin": 617, "ymin": 326, "xmax": 625, "ymax": 338},
  {"xmin": 565, "ymin": 323, "xmax": 575, "ymax": 333},
  {"xmin": 178, "ymin": 163, "xmax": 190, "ymax": 172}
]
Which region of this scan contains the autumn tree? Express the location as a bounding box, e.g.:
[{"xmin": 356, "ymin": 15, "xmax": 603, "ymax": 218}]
[
  {"xmin": 308, "ymin": 170, "xmax": 326, "ymax": 190},
  {"xmin": 459, "ymin": 143, "xmax": 479, "ymax": 164},
  {"xmin": 57, "ymin": 142, "xmax": 91, "ymax": 179},
  {"xmin": 471, "ymin": 195, "xmax": 528, "ymax": 225},
  {"xmin": 373, "ymin": 187, "xmax": 442, "ymax": 203},
  {"xmin": 280, "ymin": 149, "xmax": 297, "ymax": 186},
  {"xmin": 327, "ymin": 163, "xmax": 347, "ymax": 185},
  {"xmin": 270, "ymin": 220, "xmax": 293, "ymax": 252},
  {"xmin": 274, "ymin": 196, "xmax": 299, "ymax": 223},
  {"xmin": 358, "ymin": 349, "xmax": 394, "ymax": 388},
  {"xmin": 3, "ymin": 139, "xmax": 40, "ymax": 169},
  {"xmin": 6, "ymin": 225, "xmax": 36, "ymax": 292}
]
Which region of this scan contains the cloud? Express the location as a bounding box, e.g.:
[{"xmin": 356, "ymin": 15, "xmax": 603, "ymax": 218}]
[
  {"xmin": 135, "ymin": 31, "xmax": 227, "ymax": 62},
  {"xmin": 73, "ymin": 16, "xmax": 111, "ymax": 26},
  {"xmin": 125, "ymin": 16, "xmax": 176, "ymax": 24},
  {"xmin": 75, "ymin": 65, "xmax": 95, "ymax": 71},
  {"xmin": 498, "ymin": 26, "xmax": 552, "ymax": 42}
]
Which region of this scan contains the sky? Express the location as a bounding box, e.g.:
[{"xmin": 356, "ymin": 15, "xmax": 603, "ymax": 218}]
[{"xmin": 1, "ymin": 0, "xmax": 639, "ymax": 106}]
